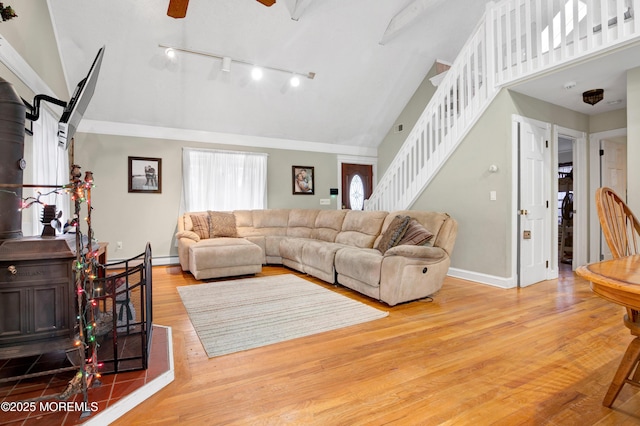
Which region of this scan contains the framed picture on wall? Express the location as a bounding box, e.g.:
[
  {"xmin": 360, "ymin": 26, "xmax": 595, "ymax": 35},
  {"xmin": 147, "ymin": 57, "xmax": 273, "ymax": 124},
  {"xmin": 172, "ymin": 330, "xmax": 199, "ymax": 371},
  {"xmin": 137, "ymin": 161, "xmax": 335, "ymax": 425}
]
[
  {"xmin": 128, "ymin": 156, "xmax": 162, "ymax": 193},
  {"xmin": 292, "ymin": 166, "xmax": 314, "ymax": 195}
]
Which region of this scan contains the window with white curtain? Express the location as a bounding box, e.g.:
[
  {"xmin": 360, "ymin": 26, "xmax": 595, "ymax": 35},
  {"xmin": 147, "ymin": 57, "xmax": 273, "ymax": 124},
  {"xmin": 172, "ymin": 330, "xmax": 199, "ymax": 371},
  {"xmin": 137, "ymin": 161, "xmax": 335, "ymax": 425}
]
[
  {"xmin": 181, "ymin": 147, "xmax": 268, "ymax": 212},
  {"xmin": 27, "ymin": 107, "xmax": 70, "ymax": 236}
]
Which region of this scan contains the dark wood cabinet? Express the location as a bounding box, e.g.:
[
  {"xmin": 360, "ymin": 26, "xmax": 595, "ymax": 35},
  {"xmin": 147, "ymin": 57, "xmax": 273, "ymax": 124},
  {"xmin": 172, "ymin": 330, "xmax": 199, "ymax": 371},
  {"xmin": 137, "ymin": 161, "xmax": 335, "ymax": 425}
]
[{"xmin": 0, "ymin": 237, "xmax": 76, "ymax": 359}]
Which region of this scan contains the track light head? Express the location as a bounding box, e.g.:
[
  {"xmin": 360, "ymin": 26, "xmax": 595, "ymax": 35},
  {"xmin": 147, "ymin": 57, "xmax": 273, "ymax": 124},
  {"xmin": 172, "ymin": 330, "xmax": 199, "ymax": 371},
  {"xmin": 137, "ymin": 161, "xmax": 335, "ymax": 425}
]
[{"xmin": 251, "ymin": 67, "xmax": 264, "ymax": 81}]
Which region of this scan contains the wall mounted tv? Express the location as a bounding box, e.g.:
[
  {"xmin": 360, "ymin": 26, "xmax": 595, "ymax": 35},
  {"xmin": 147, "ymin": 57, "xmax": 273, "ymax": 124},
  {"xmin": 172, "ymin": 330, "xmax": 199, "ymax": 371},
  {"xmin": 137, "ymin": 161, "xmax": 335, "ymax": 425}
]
[{"xmin": 57, "ymin": 45, "xmax": 105, "ymax": 150}]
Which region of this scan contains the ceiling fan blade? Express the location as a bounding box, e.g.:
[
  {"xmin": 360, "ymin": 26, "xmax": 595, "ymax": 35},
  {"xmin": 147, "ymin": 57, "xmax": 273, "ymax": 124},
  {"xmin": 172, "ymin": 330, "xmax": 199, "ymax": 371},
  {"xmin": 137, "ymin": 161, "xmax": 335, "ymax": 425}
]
[
  {"xmin": 167, "ymin": 0, "xmax": 189, "ymax": 18},
  {"xmin": 256, "ymin": 0, "xmax": 276, "ymax": 6}
]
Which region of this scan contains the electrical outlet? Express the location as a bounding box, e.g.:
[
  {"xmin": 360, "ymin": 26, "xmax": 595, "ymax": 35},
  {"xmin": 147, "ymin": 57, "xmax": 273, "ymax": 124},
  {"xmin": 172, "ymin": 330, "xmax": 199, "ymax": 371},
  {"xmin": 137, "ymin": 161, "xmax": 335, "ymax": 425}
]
[
  {"xmin": 319, "ymin": 199, "xmax": 330, "ymax": 205},
  {"xmin": 117, "ymin": 241, "xmax": 123, "ymax": 250}
]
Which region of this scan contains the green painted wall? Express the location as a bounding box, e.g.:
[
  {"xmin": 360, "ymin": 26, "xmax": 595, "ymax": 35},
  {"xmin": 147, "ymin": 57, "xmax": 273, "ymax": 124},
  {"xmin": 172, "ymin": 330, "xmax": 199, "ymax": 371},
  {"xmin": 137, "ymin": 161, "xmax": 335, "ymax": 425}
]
[
  {"xmin": 590, "ymin": 108, "xmax": 627, "ymax": 133},
  {"xmin": 73, "ymin": 132, "xmax": 340, "ymax": 261},
  {"xmin": 377, "ymin": 62, "xmax": 439, "ymax": 177},
  {"xmin": 411, "ymin": 90, "xmax": 515, "ymax": 277},
  {"xmin": 412, "ymin": 90, "xmax": 592, "ymax": 278}
]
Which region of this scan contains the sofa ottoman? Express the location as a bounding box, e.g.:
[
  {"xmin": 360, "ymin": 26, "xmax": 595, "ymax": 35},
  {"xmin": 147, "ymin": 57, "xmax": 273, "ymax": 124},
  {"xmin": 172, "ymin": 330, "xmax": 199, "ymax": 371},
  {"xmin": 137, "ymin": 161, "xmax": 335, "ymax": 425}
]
[{"xmin": 188, "ymin": 237, "xmax": 263, "ymax": 280}]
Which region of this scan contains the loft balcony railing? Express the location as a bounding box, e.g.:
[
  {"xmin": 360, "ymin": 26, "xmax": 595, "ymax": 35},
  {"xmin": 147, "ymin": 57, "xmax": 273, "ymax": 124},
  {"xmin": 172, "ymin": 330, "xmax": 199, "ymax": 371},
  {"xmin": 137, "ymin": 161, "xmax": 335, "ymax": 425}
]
[{"xmin": 366, "ymin": 0, "xmax": 639, "ymax": 212}]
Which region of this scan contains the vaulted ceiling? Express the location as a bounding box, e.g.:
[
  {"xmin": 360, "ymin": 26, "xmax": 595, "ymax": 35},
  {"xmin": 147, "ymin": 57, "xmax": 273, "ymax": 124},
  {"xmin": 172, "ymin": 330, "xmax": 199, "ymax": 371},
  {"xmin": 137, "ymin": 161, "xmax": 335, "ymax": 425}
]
[{"xmin": 48, "ymin": 0, "xmax": 492, "ymax": 150}]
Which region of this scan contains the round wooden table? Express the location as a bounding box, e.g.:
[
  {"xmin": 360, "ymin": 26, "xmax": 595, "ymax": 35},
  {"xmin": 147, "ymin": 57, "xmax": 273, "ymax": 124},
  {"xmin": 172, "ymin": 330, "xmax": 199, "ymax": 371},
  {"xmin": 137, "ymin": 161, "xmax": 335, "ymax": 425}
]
[{"xmin": 576, "ymin": 255, "xmax": 640, "ymax": 407}]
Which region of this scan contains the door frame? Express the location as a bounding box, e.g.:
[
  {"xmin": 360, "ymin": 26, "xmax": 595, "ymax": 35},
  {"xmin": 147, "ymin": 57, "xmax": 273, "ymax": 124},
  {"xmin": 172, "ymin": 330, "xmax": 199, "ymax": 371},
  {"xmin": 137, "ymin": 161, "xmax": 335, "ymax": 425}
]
[
  {"xmin": 512, "ymin": 115, "xmax": 589, "ymax": 285},
  {"xmin": 553, "ymin": 125, "xmax": 587, "ymax": 271},
  {"xmin": 337, "ymin": 155, "xmax": 378, "ymax": 210},
  {"xmin": 588, "ymin": 128, "xmax": 627, "ymax": 263}
]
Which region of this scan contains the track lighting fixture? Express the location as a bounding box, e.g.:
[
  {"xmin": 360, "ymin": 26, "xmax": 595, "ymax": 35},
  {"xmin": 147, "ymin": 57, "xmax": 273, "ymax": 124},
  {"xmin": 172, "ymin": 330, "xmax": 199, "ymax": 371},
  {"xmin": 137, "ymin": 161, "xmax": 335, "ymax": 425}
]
[{"xmin": 159, "ymin": 44, "xmax": 315, "ymax": 86}]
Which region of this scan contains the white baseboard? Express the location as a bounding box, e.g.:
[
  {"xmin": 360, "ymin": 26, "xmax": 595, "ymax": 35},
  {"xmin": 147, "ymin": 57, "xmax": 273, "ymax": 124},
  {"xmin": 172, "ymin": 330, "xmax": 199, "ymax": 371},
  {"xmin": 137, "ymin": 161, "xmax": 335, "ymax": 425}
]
[
  {"xmin": 107, "ymin": 256, "xmax": 179, "ymax": 266},
  {"xmin": 447, "ymin": 267, "xmax": 516, "ymax": 289},
  {"xmin": 151, "ymin": 256, "xmax": 180, "ymax": 266}
]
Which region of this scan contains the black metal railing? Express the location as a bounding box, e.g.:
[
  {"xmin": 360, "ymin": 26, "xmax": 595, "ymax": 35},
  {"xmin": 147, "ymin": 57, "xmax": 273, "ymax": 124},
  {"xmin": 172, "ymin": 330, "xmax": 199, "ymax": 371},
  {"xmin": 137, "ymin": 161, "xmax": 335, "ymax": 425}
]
[{"xmin": 92, "ymin": 243, "xmax": 152, "ymax": 374}]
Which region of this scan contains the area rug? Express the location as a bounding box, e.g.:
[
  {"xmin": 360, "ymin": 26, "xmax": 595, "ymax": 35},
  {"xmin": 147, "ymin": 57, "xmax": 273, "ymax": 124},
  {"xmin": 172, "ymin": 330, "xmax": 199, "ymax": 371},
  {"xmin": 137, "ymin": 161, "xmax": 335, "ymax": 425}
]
[{"xmin": 177, "ymin": 274, "xmax": 388, "ymax": 357}]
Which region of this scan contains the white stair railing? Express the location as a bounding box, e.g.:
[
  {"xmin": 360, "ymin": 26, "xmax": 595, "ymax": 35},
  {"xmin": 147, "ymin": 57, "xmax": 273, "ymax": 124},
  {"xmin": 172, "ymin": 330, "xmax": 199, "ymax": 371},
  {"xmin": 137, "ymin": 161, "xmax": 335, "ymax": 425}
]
[
  {"xmin": 366, "ymin": 16, "xmax": 492, "ymax": 211},
  {"xmin": 366, "ymin": 0, "xmax": 639, "ymax": 212},
  {"xmin": 492, "ymin": 0, "xmax": 640, "ymax": 87}
]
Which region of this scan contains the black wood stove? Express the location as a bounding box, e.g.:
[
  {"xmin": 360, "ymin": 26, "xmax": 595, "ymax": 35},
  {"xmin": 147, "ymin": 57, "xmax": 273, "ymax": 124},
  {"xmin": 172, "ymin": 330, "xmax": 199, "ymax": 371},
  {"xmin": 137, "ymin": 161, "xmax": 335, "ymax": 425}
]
[{"xmin": 0, "ymin": 77, "xmax": 79, "ymax": 362}]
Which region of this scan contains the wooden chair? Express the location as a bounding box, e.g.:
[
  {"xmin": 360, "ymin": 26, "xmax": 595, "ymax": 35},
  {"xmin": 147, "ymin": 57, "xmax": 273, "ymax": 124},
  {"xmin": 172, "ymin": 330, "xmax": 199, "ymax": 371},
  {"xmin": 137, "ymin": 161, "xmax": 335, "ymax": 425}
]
[
  {"xmin": 596, "ymin": 187, "xmax": 640, "ymax": 259},
  {"xmin": 594, "ymin": 187, "xmax": 640, "ymax": 407}
]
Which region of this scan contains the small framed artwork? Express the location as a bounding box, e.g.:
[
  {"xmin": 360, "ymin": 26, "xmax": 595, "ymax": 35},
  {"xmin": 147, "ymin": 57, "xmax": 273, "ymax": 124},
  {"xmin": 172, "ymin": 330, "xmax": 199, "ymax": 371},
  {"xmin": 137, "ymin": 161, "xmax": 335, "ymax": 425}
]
[
  {"xmin": 128, "ymin": 156, "xmax": 162, "ymax": 194},
  {"xmin": 292, "ymin": 166, "xmax": 314, "ymax": 195}
]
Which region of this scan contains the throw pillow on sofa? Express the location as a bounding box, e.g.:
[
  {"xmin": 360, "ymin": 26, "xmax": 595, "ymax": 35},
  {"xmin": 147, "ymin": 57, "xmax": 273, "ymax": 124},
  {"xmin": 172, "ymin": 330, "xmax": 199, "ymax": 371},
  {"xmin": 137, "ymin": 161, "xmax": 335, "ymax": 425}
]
[
  {"xmin": 398, "ymin": 219, "xmax": 434, "ymax": 246},
  {"xmin": 377, "ymin": 215, "xmax": 411, "ymax": 254},
  {"xmin": 208, "ymin": 211, "xmax": 238, "ymax": 238},
  {"xmin": 190, "ymin": 214, "xmax": 210, "ymax": 239}
]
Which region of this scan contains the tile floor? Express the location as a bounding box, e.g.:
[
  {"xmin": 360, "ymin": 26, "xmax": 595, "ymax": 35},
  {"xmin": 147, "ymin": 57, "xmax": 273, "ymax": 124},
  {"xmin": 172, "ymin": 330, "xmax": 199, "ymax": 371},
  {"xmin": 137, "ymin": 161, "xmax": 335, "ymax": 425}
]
[{"xmin": 0, "ymin": 325, "xmax": 169, "ymax": 425}]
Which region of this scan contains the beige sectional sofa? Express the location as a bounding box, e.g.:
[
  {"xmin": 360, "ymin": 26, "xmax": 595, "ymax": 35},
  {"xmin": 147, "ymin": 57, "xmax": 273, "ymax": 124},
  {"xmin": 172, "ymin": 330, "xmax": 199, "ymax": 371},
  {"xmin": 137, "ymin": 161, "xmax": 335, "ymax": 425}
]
[{"xmin": 176, "ymin": 209, "xmax": 457, "ymax": 306}]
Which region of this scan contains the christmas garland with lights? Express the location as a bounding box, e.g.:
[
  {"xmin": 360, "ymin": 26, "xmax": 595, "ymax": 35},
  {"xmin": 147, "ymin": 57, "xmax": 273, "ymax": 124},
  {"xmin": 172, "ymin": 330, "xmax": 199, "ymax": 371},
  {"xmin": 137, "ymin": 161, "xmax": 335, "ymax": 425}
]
[
  {"xmin": 15, "ymin": 165, "xmax": 102, "ymax": 410},
  {"xmin": 0, "ymin": 3, "xmax": 17, "ymax": 21},
  {"xmin": 70, "ymin": 165, "xmax": 102, "ymax": 402}
]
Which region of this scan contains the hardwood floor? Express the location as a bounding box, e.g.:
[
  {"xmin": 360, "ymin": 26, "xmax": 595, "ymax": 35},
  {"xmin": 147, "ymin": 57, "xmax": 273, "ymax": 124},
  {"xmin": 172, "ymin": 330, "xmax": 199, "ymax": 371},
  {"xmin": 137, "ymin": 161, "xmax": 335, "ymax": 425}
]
[{"xmin": 113, "ymin": 265, "xmax": 640, "ymax": 425}]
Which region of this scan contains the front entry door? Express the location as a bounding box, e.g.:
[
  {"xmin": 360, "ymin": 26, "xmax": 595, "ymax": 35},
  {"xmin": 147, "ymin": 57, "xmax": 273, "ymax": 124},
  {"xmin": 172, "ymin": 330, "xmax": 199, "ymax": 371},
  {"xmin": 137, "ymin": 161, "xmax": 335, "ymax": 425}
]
[
  {"xmin": 341, "ymin": 163, "xmax": 373, "ymax": 210},
  {"xmin": 518, "ymin": 119, "xmax": 551, "ymax": 287}
]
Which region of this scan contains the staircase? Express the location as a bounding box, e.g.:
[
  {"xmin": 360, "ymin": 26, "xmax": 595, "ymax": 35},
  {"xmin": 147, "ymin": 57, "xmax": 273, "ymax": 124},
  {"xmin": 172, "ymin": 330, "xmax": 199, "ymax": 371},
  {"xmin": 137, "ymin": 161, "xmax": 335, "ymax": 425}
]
[{"xmin": 366, "ymin": 0, "xmax": 639, "ymax": 211}]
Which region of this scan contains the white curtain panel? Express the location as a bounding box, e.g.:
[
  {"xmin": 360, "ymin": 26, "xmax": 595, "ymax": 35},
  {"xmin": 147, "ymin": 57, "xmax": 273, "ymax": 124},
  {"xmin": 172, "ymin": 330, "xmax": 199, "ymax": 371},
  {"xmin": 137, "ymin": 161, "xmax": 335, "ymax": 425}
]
[
  {"xmin": 181, "ymin": 147, "xmax": 268, "ymax": 213},
  {"xmin": 29, "ymin": 108, "xmax": 70, "ymax": 236}
]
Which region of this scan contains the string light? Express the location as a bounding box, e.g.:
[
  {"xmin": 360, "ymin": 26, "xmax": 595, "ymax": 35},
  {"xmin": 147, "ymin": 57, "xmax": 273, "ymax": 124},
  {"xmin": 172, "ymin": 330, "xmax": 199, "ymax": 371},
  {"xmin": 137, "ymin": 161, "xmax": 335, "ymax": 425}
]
[
  {"xmin": 68, "ymin": 164, "xmax": 102, "ymax": 399},
  {"xmin": 20, "ymin": 188, "xmax": 63, "ymax": 210},
  {"xmin": 12, "ymin": 165, "xmax": 129, "ymax": 398}
]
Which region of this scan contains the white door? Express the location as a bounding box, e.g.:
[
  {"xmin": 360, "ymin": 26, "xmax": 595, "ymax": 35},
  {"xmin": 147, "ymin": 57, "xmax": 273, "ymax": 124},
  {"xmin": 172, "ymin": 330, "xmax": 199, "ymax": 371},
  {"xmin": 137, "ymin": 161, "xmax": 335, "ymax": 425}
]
[
  {"xmin": 600, "ymin": 138, "xmax": 628, "ymax": 260},
  {"xmin": 519, "ymin": 120, "xmax": 551, "ymax": 287}
]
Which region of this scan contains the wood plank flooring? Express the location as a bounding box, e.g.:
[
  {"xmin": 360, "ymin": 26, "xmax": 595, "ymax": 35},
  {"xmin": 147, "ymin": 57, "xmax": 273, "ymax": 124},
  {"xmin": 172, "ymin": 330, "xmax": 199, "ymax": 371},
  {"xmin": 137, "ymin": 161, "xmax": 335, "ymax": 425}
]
[{"xmin": 113, "ymin": 265, "xmax": 640, "ymax": 425}]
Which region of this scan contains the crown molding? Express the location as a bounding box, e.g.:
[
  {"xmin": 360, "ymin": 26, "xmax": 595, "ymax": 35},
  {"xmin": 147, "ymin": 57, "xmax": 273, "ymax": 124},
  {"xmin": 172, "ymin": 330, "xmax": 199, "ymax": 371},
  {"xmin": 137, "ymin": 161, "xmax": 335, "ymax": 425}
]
[{"xmin": 78, "ymin": 120, "xmax": 378, "ymax": 157}]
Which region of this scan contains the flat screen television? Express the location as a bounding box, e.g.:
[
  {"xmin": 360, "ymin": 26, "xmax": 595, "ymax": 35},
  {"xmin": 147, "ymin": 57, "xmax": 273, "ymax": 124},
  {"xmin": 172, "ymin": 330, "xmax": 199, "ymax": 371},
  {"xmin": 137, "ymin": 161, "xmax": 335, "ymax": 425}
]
[{"xmin": 57, "ymin": 46, "xmax": 105, "ymax": 150}]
